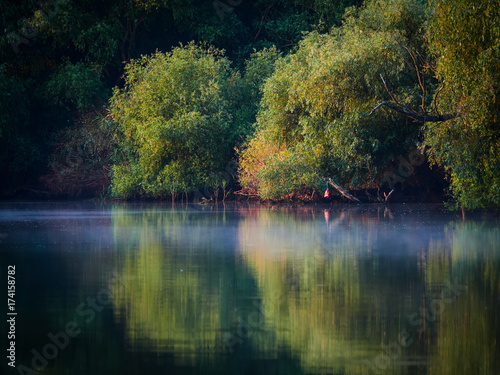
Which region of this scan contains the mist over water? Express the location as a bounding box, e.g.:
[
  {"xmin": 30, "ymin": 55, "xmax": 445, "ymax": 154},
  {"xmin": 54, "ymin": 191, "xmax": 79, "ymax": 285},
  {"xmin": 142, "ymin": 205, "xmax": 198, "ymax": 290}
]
[{"xmin": 1, "ymin": 202, "xmax": 499, "ymax": 375}]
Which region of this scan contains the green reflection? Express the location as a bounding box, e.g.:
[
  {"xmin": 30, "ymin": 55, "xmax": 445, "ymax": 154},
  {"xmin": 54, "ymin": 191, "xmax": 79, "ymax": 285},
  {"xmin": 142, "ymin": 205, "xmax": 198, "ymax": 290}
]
[
  {"xmin": 110, "ymin": 207, "xmax": 240, "ymax": 367},
  {"xmin": 428, "ymin": 222, "xmax": 500, "ymax": 374},
  {"xmin": 106, "ymin": 204, "xmax": 500, "ymax": 375},
  {"xmin": 4, "ymin": 213, "xmax": 125, "ymax": 375},
  {"xmin": 236, "ymin": 208, "xmax": 417, "ymax": 374}
]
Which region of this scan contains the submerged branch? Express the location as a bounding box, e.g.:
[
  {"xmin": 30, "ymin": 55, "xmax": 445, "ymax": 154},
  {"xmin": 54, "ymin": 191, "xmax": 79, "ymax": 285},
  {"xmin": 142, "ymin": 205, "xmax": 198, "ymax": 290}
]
[
  {"xmin": 384, "ymin": 189, "xmax": 394, "ymax": 203},
  {"xmin": 325, "ymin": 178, "xmax": 362, "ymax": 203}
]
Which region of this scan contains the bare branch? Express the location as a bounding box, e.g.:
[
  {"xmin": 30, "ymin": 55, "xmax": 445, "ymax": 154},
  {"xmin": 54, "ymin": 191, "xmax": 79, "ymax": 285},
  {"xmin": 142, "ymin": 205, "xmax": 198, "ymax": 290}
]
[
  {"xmin": 368, "ymin": 102, "xmax": 385, "ymax": 116},
  {"xmin": 253, "ymin": 0, "xmax": 279, "ymax": 41},
  {"xmin": 379, "ymin": 74, "xmax": 414, "ymax": 113},
  {"xmin": 325, "ymin": 178, "xmax": 362, "ymax": 203},
  {"xmin": 433, "ymin": 81, "xmax": 445, "ymax": 115},
  {"xmin": 368, "ymin": 101, "xmax": 455, "ymax": 122},
  {"xmin": 384, "ymin": 189, "xmax": 394, "ymax": 203},
  {"xmin": 373, "ymin": 75, "xmax": 454, "ymax": 123},
  {"xmin": 380, "ymin": 74, "xmax": 399, "ymax": 104},
  {"xmin": 398, "ymin": 44, "xmax": 426, "ymax": 112}
]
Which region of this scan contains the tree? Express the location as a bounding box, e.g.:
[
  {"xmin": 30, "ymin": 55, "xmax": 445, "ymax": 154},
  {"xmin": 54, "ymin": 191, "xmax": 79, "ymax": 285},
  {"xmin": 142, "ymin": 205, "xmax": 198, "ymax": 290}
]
[
  {"xmin": 110, "ymin": 43, "xmax": 251, "ymax": 198},
  {"xmin": 239, "ymin": 0, "xmax": 429, "ymax": 199},
  {"xmin": 0, "ymin": 0, "xmax": 363, "ymax": 197},
  {"xmin": 43, "ymin": 61, "xmax": 108, "ymax": 110},
  {"xmin": 424, "ymin": 0, "xmax": 500, "ymax": 209}
]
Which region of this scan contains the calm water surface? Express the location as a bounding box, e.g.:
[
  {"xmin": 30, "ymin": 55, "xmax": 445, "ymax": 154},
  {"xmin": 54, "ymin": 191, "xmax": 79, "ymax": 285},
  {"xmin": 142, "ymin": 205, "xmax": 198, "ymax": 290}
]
[{"xmin": 0, "ymin": 202, "xmax": 499, "ymax": 375}]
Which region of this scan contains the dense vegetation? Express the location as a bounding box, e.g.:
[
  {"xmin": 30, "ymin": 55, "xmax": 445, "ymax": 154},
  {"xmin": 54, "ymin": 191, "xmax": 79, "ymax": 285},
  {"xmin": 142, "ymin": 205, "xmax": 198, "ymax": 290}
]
[{"xmin": 1, "ymin": 0, "xmax": 499, "ymax": 209}]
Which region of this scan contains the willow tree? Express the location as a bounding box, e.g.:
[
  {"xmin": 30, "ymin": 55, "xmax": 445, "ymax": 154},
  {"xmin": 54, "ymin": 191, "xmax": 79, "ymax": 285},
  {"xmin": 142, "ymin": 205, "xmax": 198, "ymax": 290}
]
[
  {"xmin": 110, "ymin": 43, "xmax": 252, "ymax": 198},
  {"xmin": 424, "ymin": 0, "xmax": 500, "ymax": 209},
  {"xmin": 239, "ymin": 0, "xmax": 430, "ymax": 199}
]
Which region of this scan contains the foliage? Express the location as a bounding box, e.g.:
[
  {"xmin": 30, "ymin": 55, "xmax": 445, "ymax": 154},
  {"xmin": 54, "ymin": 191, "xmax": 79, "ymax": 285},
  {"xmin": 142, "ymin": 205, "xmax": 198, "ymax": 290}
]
[
  {"xmin": 244, "ymin": 46, "xmax": 282, "ymax": 103},
  {"xmin": 239, "ymin": 0, "xmax": 428, "ymax": 199},
  {"xmin": 256, "ymin": 143, "xmax": 323, "ymax": 199},
  {"xmin": 0, "ymin": 0, "xmax": 361, "ymax": 197},
  {"xmin": 73, "ymin": 21, "xmax": 121, "ymax": 66},
  {"xmin": 192, "ymin": 0, "xmax": 363, "ymax": 64},
  {"xmin": 1, "ymin": 0, "xmax": 499, "ymax": 207},
  {"xmin": 425, "ymin": 0, "xmax": 500, "ymax": 209},
  {"xmin": 238, "ymin": 131, "xmax": 282, "ymax": 192},
  {"xmin": 40, "ymin": 108, "xmax": 117, "ymax": 197},
  {"xmin": 110, "ymin": 43, "xmax": 250, "ymax": 198},
  {"xmin": 44, "ymin": 61, "xmax": 108, "ymax": 110}
]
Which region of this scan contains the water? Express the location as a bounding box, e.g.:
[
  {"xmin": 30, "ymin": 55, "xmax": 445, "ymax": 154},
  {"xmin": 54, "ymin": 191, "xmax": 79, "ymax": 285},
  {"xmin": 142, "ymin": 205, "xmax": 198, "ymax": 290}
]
[{"xmin": 0, "ymin": 202, "xmax": 499, "ymax": 375}]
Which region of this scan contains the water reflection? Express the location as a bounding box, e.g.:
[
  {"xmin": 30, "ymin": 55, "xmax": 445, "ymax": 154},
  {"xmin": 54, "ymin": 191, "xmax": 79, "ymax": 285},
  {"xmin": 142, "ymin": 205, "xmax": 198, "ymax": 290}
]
[
  {"xmin": 429, "ymin": 222, "xmax": 500, "ymax": 375},
  {"xmin": 0, "ymin": 203, "xmax": 498, "ymax": 374},
  {"xmin": 237, "ymin": 207, "xmax": 425, "ymax": 374},
  {"xmin": 111, "ymin": 207, "xmax": 236, "ymax": 365}
]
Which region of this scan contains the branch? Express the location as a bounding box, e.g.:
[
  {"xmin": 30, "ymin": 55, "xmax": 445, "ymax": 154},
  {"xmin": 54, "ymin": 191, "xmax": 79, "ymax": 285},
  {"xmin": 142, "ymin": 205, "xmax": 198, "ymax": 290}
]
[
  {"xmin": 397, "ymin": 43, "xmax": 426, "ymax": 112},
  {"xmin": 380, "ymin": 74, "xmax": 399, "ymax": 104},
  {"xmin": 253, "ymin": 0, "xmax": 278, "ymax": 41},
  {"xmin": 370, "ymin": 74, "xmax": 455, "ymax": 122},
  {"xmin": 365, "ymin": 190, "xmax": 383, "ymax": 203},
  {"xmin": 368, "ymin": 101, "xmax": 455, "ymax": 123},
  {"xmin": 384, "ymin": 189, "xmax": 394, "ymax": 204},
  {"xmin": 325, "ymin": 179, "xmax": 362, "ymax": 203},
  {"xmin": 433, "ymin": 81, "xmax": 445, "ymax": 115},
  {"xmin": 379, "ymin": 74, "xmax": 414, "ymax": 113},
  {"xmin": 233, "ymin": 190, "xmax": 260, "ymax": 197}
]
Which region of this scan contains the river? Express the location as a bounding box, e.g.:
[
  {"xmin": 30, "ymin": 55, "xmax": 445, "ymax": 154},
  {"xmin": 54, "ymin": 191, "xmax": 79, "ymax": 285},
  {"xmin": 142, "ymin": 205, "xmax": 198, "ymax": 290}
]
[{"xmin": 0, "ymin": 202, "xmax": 499, "ymax": 374}]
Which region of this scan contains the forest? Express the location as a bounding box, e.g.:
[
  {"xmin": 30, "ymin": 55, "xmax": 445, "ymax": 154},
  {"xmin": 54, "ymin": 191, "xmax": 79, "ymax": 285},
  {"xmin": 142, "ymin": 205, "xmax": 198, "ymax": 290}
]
[{"xmin": 1, "ymin": 0, "xmax": 499, "ymax": 209}]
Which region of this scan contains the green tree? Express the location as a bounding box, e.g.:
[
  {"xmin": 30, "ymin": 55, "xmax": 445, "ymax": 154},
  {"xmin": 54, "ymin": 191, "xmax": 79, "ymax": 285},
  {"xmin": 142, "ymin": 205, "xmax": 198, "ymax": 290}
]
[
  {"xmin": 425, "ymin": 0, "xmax": 500, "ymax": 209},
  {"xmin": 0, "ymin": 0, "xmax": 363, "ymax": 197},
  {"xmin": 110, "ymin": 43, "xmax": 251, "ymax": 198},
  {"xmin": 239, "ymin": 0, "xmax": 428, "ymax": 199},
  {"xmin": 243, "ymin": 46, "xmax": 282, "ymax": 108},
  {"xmin": 43, "ymin": 61, "xmax": 108, "ymax": 110}
]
